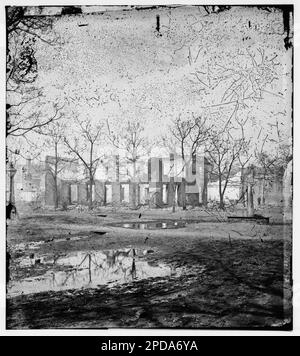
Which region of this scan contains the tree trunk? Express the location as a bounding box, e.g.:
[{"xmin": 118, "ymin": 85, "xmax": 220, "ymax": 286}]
[
  {"xmin": 88, "ymin": 175, "xmax": 93, "ymax": 210},
  {"xmin": 132, "ymin": 160, "xmax": 137, "ymax": 208},
  {"xmin": 173, "ymin": 184, "xmax": 177, "ymax": 213},
  {"xmin": 133, "ymin": 160, "xmax": 137, "ymax": 181},
  {"xmin": 247, "ymin": 166, "xmax": 255, "ymax": 216},
  {"xmin": 219, "ymin": 194, "xmax": 225, "ymax": 209},
  {"xmin": 240, "ymin": 167, "xmax": 246, "ymax": 207},
  {"xmin": 169, "ymin": 154, "xmax": 176, "ymax": 213},
  {"xmin": 181, "ymin": 178, "xmax": 187, "ymax": 210},
  {"xmin": 218, "ymin": 176, "xmax": 224, "ymax": 209},
  {"xmin": 54, "ymin": 176, "xmax": 58, "ymax": 209},
  {"xmin": 89, "ymin": 143, "xmax": 94, "ymax": 210},
  {"xmin": 181, "ymin": 149, "xmax": 187, "ymax": 210},
  {"xmin": 247, "ymin": 183, "xmax": 254, "ymax": 216}
]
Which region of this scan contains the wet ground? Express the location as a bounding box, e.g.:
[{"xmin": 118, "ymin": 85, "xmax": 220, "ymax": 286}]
[
  {"xmin": 6, "ymin": 207, "xmax": 292, "ymax": 329},
  {"xmin": 8, "ymin": 248, "xmax": 184, "ymax": 297}
]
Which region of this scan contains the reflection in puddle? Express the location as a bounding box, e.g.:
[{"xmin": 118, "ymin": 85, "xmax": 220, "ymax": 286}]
[
  {"xmin": 113, "ymin": 221, "xmax": 189, "ymax": 230},
  {"xmin": 8, "ymin": 249, "xmax": 180, "ymax": 297}
]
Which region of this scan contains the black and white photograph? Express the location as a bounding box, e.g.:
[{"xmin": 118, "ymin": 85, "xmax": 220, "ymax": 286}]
[{"xmin": 3, "ymin": 2, "xmax": 295, "ymax": 332}]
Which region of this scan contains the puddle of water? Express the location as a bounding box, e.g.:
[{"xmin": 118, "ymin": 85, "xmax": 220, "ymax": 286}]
[
  {"xmin": 12, "ymin": 236, "xmax": 91, "ymax": 253},
  {"xmin": 7, "ymin": 249, "xmax": 180, "ymax": 297},
  {"xmin": 112, "ymin": 221, "xmax": 189, "ymax": 230},
  {"xmin": 91, "ymin": 231, "xmax": 107, "ymax": 235},
  {"xmin": 18, "ymin": 254, "xmax": 55, "ymax": 267}
]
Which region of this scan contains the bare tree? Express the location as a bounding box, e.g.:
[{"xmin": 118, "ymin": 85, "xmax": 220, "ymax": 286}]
[
  {"xmin": 6, "ymin": 6, "xmax": 64, "ymax": 139},
  {"xmin": 6, "ymin": 7, "xmax": 56, "ymax": 38},
  {"xmin": 7, "ymin": 100, "xmax": 64, "ymax": 138},
  {"xmin": 176, "ymin": 9, "xmax": 290, "ymax": 213},
  {"xmin": 254, "ymin": 141, "xmax": 291, "ymax": 205},
  {"xmin": 168, "ymin": 113, "xmax": 211, "ymax": 210},
  {"xmin": 106, "ymin": 119, "xmax": 149, "ymax": 181},
  {"xmin": 6, "ymin": 132, "xmax": 41, "ymax": 165},
  {"xmin": 206, "ymin": 128, "xmax": 248, "ymax": 209},
  {"xmin": 234, "ymin": 115, "xmax": 253, "ymax": 206},
  {"xmin": 106, "ymin": 118, "xmax": 150, "ymax": 208},
  {"xmin": 35, "ymin": 120, "xmax": 70, "ymax": 209},
  {"xmin": 63, "ymin": 118, "xmax": 104, "ymax": 210}
]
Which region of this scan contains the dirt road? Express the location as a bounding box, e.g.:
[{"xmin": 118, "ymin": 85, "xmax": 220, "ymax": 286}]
[{"xmin": 6, "ymin": 208, "xmax": 292, "ymax": 329}]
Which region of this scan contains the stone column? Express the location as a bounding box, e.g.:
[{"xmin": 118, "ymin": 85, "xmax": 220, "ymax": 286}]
[
  {"xmin": 247, "ymin": 184, "xmax": 254, "ymax": 216},
  {"xmin": 148, "ymin": 157, "xmax": 163, "ymax": 208},
  {"xmin": 77, "ymin": 183, "xmax": 87, "ymax": 204},
  {"xmin": 61, "ymin": 181, "xmax": 71, "ymax": 205},
  {"xmin": 112, "ymin": 182, "xmax": 121, "ymax": 206},
  {"xmin": 45, "ymin": 171, "xmax": 55, "ymax": 206},
  {"xmin": 129, "ymin": 182, "xmax": 138, "ymax": 208}
]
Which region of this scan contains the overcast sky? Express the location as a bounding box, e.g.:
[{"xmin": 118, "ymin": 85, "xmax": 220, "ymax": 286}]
[{"xmin": 8, "ymin": 5, "xmax": 293, "ymax": 163}]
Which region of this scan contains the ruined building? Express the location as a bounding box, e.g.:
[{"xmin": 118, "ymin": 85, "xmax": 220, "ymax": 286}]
[
  {"xmin": 44, "ymin": 154, "xmax": 211, "ymax": 208},
  {"xmin": 9, "ymin": 153, "xmax": 288, "ymax": 211},
  {"xmin": 8, "ymin": 159, "xmax": 45, "ymax": 204}
]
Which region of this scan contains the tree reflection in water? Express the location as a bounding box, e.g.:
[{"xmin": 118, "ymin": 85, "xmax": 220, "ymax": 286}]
[{"xmin": 7, "ymin": 248, "xmax": 177, "ymax": 297}]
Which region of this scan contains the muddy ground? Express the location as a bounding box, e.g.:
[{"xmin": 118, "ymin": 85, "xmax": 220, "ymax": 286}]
[{"xmin": 6, "ymin": 207, "xmax": 292, "ymax": 329}]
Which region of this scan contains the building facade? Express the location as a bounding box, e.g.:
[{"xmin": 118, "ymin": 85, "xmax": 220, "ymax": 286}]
[{"xmin": 43, "ymin": 153, "xmax": 211, "ymax": 208}]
